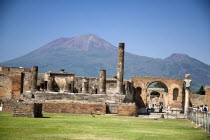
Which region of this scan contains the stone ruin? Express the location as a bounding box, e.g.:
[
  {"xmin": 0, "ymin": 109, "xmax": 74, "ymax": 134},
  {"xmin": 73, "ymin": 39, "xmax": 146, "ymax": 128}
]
[{"xmin": 0, "ymin": 43, "xmax": 210, "ymax": 117}]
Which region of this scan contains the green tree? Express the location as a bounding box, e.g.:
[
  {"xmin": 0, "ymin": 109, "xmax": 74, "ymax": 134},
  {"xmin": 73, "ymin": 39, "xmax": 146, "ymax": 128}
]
[
  {"xmin": 150, "ymin": 91, "xmax": 160, "ymax": 96},
  {"xmin": 196, "ymin": 86, "xmax": 205, "ymax": 95},
  {"xmin": 154, "ymin": 82, "xmax": 168, "ymax": 92}
]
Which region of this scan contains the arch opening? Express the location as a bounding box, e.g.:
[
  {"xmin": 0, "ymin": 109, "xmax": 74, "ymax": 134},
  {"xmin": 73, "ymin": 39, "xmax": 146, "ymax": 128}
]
[
  {"xmin": 173, "ymin": 88, "xmax": 179, "ymax": 101},
  {"xmin": 147, "ymin": 81, "xmax": 168, "ymax": 113}
]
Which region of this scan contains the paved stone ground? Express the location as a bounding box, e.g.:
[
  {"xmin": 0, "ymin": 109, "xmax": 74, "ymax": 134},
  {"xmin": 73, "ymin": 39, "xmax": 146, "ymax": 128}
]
[{"xmin": 138, "ymin": 113, "xmax": 185, "ymax": 119}]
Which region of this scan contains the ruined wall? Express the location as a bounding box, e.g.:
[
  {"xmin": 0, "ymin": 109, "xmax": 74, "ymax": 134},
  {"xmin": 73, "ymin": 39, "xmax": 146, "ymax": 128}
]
[
  {"xmin": 13, "ymin": 103, "xmax": 42, "ymax": 118},
  {"xmin": 205, "ymin": 86, "xmax": 210, "ymax": 108},
  {"xmin": 117, "ymin": 103, "xmax": 137, "ymax": 116},
  {"xmin": 74, "ymin": 77, "xmax": 99, "ymax": 93},
  {"xmin": 43, "ymin": 102, "xmax": 106, "ymax": 115},
  {"xmin": 106, "ymin": 79, "xmax": 117, "ymax": 94},
  {"xmin": 0, "ymin": 67, "xmax": 31, "ymax": 72},
  {"xmin": 190, "ymin": 94, "xmax": 205, "ymax": 107},
  {"xmin": 0, "ymin": 71, "xmax": 23, "ymax": 99},
  {"xmin": 34, "ymin": 92, "xmax": 125, "ymax": 103},
  {"xmin": 23, "ymin": 72, "xmax": 31, "ymax": 93},
  {"xmin": 0, "ymin": 73, "xmax": 12, "ymax": 99},
  {"xmin": 132, "ymin": 77, "xmax": 184, "ymax": 109},
  {"xmin": 124, "ymin": 81, "xmax": 133, "ymax": 102}
]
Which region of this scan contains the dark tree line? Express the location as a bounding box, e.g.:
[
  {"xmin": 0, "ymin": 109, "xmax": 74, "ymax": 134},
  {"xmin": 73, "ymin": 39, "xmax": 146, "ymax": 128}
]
[{"xmin": 196, "ymin": 86, "xmax": 205, "ymax": 95}]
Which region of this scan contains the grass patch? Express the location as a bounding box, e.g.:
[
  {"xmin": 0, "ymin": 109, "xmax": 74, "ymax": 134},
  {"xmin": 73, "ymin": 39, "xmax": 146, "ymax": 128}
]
[{"xmin": 0, "ymin": 112, "xmax": 209, "ymax": 140}]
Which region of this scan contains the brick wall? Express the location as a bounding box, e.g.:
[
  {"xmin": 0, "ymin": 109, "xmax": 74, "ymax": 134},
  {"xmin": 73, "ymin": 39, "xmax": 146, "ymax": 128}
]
[
  {"xmin": 13, "ymin": 103, "xmax": 42, "ymax": 118},
  {"xmin": 42, "ymin": 102, "xmax": 106, "ymax": 115},
  {"xmin": 0, "ymin": 72, "xmax": 23, "ymax": 100},
  {"xmin": 190, "ymin": 93, "xmax": 205, "ymax": 107},
  {"xmin": 0, "ymin": 67, "xmax": 31, "ymax": 72},
  {"xmin": 205, "ymin": 86, "xmax": 210, "ymax": 109},
  {"xmin": 117, "ymin": 103, "xmax": 137, "ymax": 116}
]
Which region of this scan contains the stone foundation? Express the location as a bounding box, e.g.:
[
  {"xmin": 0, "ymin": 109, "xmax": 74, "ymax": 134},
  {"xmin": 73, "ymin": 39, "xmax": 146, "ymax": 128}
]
[
  {"xmin": 32, "ymin": 91, "xmax": 125, "ymax": 104},
  {"xmin": 2, "ymin": 99, "xmax": 18, "ymax": 112},
  {"xmin": 13, "ymin": 103, "xmax": 42, "ymax": 118},
  {"xmin": 42, "ymin": 102, "xmax": 106, "ymax": 115},
  {"xmin": 117, "ymin": 103, "xmax": 137, "ymax": 116}
]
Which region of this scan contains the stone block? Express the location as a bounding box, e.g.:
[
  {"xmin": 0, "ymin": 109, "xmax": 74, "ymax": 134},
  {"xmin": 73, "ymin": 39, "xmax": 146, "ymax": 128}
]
[
  {"xmin": 117, "ymin": 103, "xmax": 137, "ymax": 116},
  {"xmin": 42, "ymin": 102, "xmax": 106, "ymax": 115},
  {"xmin": 13, "ymin": 103, "xmax": 42, "ymax": 118}
]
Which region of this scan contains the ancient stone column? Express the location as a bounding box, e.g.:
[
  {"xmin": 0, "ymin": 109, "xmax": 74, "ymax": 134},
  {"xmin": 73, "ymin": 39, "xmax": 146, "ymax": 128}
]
[
  {"xmin": 47, "ymin": 77, "xmax": 54, "ymax": 92},
  {"xmin": 116, "ymin": 43, "xmax": 125, "ymax": 94},
  {"xmin": 31, "ymin": 66, "xmax": 38, "ymax": 91},
  {"xmin": 99, "ymin": 70, "xmax": 106, "ymax": 94},
  {"xmin": 184, "ymin": 74, "xmax": 192, "ymax": 115},
  {"xmin": 82, "ymin": 78, "xmax": 89, "ymax": 93}
]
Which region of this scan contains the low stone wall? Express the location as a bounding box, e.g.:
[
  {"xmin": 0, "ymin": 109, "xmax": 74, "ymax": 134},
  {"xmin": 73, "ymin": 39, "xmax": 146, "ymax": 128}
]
[
  {"xmin": 42, "ymin": 102, "xmax": 106, "ymax": 115},
  {"xmin": 33, "ymin": 92, "xmax": 125, "ymax": 104},
  {"xmin": 2, "ymin": 99, "xmax": 18, "ymax": 112},
  {"xmin": 190, "ymin": 94, "xmax": 205, "ymax": 107},
  {"xmin": 13, "ymin": 103, "xmax": 42, "ymax": 118},
  {"xmin": 117, "ymin": 103, "xmax": 137, "ymax": 116}
]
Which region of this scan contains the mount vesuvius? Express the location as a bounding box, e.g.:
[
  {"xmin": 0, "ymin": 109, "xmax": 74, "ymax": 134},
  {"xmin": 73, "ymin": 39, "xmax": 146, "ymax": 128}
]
[{"xmin": 1, "ymin": 34, "xmax": 210, "ymax": 91}]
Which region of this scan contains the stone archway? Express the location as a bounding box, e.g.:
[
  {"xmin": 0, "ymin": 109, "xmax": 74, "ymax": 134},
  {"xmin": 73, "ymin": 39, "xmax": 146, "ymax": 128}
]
[{"xmin": 132, "ymin": 77, "xmax": 184, "ymax": 111}]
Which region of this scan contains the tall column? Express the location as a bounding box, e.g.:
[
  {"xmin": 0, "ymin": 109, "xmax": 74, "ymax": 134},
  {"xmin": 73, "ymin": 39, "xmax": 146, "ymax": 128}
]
[
  {"xmin": 117, "ymin": 43, "xmax": 125, "ymax": 94},
  {"xmin": 99, "ymin": 70, "xmax": 106, "ymax": 94},
  {"xmin": 82, "ymin": 78, "xmax": 89, "ymax": 93},
  {"xmin": 47, "ymin": 77, "xmax": 54, "ymax": 92},
  {"xmin": 31, "ymin": 66, "xmax": 38, "ymax": 91},
  {"xmin": 184, "ymin": 74, "xmax": 192, "ymax": 115}
]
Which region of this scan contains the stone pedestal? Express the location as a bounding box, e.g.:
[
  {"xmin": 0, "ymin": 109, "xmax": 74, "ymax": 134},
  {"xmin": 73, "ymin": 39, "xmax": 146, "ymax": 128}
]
[
  {"xmin": 117, "ymin": 43, "xmax": 124, "ymax": 94},
  {"xmin": 31, "ymin": 66, "xmax": 38, "ymax": 91},
  {"xmin": 99, "ymin": 70, "xmax": 106, "ymax": 94}
]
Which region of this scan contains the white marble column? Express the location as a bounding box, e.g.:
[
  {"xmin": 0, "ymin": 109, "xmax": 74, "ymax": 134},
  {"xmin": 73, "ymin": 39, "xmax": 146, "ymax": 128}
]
[{"xmin": 184, "ymin": 74, "xmax": 192, "ymax": 115}]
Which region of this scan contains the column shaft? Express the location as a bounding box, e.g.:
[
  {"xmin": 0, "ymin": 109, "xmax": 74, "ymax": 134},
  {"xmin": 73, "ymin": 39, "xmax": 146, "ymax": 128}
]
[
  {"xmin": 99, "ymin": 70, "xmax": 106, "ymax": 94},
  {"xmin": 117, "ymin": 43, "xmax": 124, "ymax": 94},
  {"xmin": 184, "ymin": 88, "xmax": 190, "ymax": 115},
  {"xmin": 31, "ymin": 66, "xmax": 38, "ymax": 91}
]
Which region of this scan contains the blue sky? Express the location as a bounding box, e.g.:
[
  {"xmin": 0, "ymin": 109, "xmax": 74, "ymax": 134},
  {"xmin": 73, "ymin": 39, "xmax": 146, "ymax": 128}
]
[{"xmin": 1, "ymin": 0, "xmax": 210, "ymax": 64}]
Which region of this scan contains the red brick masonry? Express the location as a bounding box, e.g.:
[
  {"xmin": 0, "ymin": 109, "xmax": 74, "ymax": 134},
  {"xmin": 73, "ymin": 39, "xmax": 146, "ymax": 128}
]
[
  {"xmin": 117, "ymin": 104, "xmax": 137, "ymax": 116},
  {"xmin": 42, "ymin": 102, "xmax": 106, "ymax": 115}
]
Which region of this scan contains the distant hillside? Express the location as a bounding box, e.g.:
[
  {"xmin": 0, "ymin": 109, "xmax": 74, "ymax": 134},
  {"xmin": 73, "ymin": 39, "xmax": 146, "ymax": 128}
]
[{"xmin": 1, "ymin": 34, "xmax": 210, "ymax": 91}]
